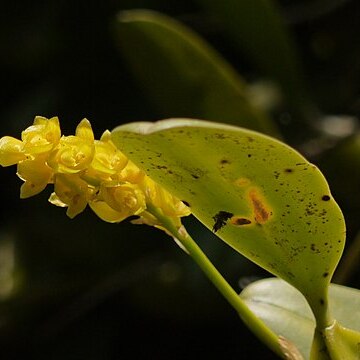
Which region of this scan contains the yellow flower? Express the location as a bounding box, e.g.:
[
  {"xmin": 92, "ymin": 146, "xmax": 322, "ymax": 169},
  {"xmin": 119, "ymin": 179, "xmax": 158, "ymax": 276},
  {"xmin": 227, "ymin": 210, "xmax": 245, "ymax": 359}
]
[
  {"xmin": 0, "ymin": 116, "xmax": 60, "ymax": 197},
  {"xmin": 82, "ymin": 130, "xmax": 128, "ymax": 185},
  {"xmin": 142, "ymin": 177, "xmax": 191, "ymax": 219},
  {"xmin": 89, "ymin": 182, "xmax": 146, "ymax": 223},
  {"xmin": 22, "ymin": 116, "xmax": 61, "ymax": 155},
  {"xmin": 48, "ymin": 119, "xmax": 94, "ymax": 174},
  {"xmin": 49, "ymin": 173, "xmax": 91, "ymax": 218},
  {"xmin": 0, "ymin": 115, "xmax": 191, "ymax": 227},
  {"xmin": 119, "ymin": 160, "xmax": 146, "ymax": 183},
  {"xmin": 0, "ymin": 137, "xmax": 26, "ymax": 166},
  {"xmin": 0, "ymin": 116, "xmax": 60, "ymax": 167},
  {"xmin": 17, "ymin": 155, "xmax": 53, "ymax": 198}
]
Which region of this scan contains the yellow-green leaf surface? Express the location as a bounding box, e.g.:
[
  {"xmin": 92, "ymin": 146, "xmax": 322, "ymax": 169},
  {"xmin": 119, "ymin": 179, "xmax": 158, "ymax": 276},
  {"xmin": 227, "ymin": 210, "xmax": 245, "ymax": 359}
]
[
  {"xmin": 114, "ymin": 10, "xmax": 279, "ymax": 136},
  {"xmin": 112, "ymin": 119, "xmax": 345, "ymax": 318},
  {"xmin": 240, "ymin": 278, "xmax": 360, "ymax": 359}
]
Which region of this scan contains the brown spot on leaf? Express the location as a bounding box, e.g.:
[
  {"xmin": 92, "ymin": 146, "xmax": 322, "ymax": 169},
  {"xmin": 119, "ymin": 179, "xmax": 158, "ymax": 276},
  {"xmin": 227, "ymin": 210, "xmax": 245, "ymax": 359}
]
[
  {"xmin": 273, "ymin": 171, "xmax": 280, "ymax": 179},
  {"xmin": 220, "ymin": 158, "xmax": 230, "ymax": 165},
  {"xmin": 248, "ymin": 188, "xmax": 272, "ymax": 224},
  {"xmin": 322, "ymin": 195, "xmax": 331, "ymax": 201},
  {"xmin": 230, "ymin": 217, "xmax": 252, "ymax": 226}
]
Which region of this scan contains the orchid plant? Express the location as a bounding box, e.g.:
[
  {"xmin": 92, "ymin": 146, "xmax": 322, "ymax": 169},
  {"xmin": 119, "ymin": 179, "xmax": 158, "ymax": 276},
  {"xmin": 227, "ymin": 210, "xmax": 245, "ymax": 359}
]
[{"xmin": 1, "ymin": 115, "xmax": 360, "ymax": 359}]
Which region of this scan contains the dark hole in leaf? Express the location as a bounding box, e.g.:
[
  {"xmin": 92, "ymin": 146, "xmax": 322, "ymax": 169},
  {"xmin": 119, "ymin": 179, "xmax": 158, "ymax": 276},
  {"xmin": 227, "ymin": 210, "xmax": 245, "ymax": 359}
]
[{"xmin": 212, "ymin": 211, "xmax": 233, "ymax": 232}]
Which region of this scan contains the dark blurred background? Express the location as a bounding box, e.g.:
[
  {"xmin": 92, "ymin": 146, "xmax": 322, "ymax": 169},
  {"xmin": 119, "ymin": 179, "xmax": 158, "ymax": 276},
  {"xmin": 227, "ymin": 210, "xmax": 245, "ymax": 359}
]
[{"xmin": 1, "ymin": 0, "xmax": 360, "ymax": 359}]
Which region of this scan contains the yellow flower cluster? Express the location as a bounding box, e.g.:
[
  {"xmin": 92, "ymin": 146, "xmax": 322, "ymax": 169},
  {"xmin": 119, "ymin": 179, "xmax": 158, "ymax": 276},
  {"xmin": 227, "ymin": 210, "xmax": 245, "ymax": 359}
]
[{"xmin": 0, "ymin": 116, "xmax": 190, "ymax": 226}]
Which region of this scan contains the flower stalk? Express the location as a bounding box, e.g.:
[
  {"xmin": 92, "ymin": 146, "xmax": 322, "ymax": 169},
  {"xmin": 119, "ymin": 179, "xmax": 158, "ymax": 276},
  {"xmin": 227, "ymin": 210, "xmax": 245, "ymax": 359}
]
[{"xmin": 146, "ymin": 203, "xmax": 284, "ymax": 358}]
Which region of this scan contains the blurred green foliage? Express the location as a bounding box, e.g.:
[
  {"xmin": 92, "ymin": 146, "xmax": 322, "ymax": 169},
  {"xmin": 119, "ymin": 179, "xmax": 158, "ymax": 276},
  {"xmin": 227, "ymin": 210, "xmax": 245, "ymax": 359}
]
[
  {"xmin": 115, "ymin": 10, "xmax": 279, "ymax": 136},
  {"xmin": 1, "ymin": 0, "xmax": 360, "ymax": 359}
]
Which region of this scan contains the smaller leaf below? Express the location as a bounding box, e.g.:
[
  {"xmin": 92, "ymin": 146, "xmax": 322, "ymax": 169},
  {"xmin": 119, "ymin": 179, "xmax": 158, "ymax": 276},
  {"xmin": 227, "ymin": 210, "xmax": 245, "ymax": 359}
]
[{"xmin": 240, "ymin": 278, "xmax": 360, "ymax": 359}]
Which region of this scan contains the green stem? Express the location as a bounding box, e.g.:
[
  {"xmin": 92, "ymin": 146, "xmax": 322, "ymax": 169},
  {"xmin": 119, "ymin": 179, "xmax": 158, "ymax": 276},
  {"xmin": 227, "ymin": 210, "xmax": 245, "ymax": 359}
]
[
  {"xmin": 147, "ymin": 205, "xmax": 284, "ymax": 358},
  {"xmin": 310, "ymin": 330, "xmax": 331, "ymax": 360}
]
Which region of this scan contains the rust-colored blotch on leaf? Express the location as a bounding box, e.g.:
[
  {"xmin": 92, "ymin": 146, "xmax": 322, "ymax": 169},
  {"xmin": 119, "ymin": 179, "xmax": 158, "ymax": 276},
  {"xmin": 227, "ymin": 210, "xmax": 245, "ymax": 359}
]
[{"xmin": 248, "ymin": 188, "xmax": 272, "ymax": 224}]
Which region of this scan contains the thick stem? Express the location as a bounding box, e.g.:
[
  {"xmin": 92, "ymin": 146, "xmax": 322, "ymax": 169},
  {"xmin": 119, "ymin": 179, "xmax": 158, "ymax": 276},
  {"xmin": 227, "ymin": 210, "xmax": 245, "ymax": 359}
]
[
  {"xmin": 147, "ymin": 205, "xmax": 284, "ymax": 358},
  {"xmin": 310, "ymin": 330, "xmax": 331, "ymax": 360}
]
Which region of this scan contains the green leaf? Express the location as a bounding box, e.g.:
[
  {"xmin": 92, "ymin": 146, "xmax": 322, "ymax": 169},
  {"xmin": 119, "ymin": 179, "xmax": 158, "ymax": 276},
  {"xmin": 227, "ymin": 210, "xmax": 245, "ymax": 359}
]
[
  {"xmin": 324, "ymin": 321, "xmax": 360, "ymax": 360},
  {"xmin": 196, "ymin": 0, "xmax": 309, "ymax": 117},
  {"xmin": 240, "ymin": 278, "xmax": 360, "ymax": 360},
  {"xmin": 112, "ymin": 119, "xmax": 345, "ymax": 321},
  {"xmin": 114, "ymin": 10, "xmax": 279, "ymax": 136}
]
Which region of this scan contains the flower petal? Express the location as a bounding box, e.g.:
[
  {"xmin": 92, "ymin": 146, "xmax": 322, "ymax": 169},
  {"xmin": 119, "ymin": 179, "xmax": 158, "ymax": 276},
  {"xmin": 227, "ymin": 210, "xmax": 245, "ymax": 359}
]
[
  {"xmin": 53, "ymin": 173, "xmax": 89, "ymax": 218},
  {"xmin": 22, "ymin": 116, "xmax": 61, "ymax": 154},
  {"xmin": 101, "ymin": 182, "xmax": 146, "ymax": 216},
  {"xmin": 0, "ymin": 137, "xmax": 26, "ymax": 166},
  {"xmin": 84, "ymin": 137, "xmax": 128, "ymax": 183},
  {"xmin": 48, "ymin": 136, "xmax": 95, "ymax": 173},
  {"xmin": 119, "ymin": 161, "xmax": 145, "ymax": 183},
  {"xmin": 17, "ymin": 156, "xmax": 53, "ymax": 198},
  {"xmin": 48, "ymin": 192, "xmax": 67, "ymax": 207},
  {"xmin": 142, "ymin": 177, "xmax": 191, "ymax": 218},
  {"xmin": 75, "ymin": 119, "xmax": 94, "ymax": 142},
  {"xmin": 89, "ymin": 200, "xmax": 129, "ymax": 223}
]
